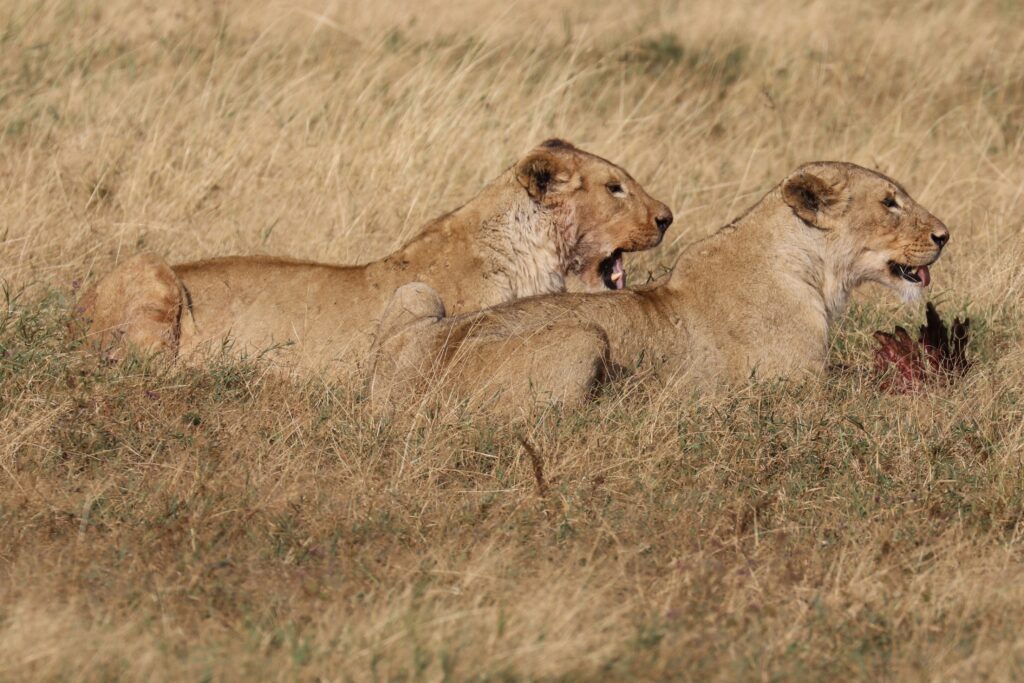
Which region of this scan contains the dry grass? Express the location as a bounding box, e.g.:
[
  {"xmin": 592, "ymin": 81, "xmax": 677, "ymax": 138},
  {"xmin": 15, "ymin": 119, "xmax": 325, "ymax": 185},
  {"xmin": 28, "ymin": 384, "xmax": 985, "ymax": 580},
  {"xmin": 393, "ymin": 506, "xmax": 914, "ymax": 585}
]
[{"xmin": 2, "ymin": 0, "xmax": 1024, "ymax": 680}]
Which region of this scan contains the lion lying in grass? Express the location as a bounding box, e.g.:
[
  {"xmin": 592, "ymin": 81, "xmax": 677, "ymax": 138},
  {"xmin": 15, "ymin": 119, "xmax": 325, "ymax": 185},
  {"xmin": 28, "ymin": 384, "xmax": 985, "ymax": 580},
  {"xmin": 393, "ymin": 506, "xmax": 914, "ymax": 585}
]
[
  {"xmin": 74, "ymin": 139, "xmax": 672, "ymax": 369},
  {"xmin": 369, "ymin": 161, "xmax": 950, "ymax": 409}
]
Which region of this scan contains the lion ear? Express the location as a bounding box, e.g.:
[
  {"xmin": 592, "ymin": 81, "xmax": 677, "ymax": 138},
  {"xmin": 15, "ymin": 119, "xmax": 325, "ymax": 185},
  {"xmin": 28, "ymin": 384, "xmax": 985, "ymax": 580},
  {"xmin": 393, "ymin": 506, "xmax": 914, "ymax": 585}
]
[
  {"xmin": 515, "ymin": 147, "xmax": 578, "ymax": 202},
  {"xmin": 781, "ymin": 167, "xmax": 845, "ymax": 228}
]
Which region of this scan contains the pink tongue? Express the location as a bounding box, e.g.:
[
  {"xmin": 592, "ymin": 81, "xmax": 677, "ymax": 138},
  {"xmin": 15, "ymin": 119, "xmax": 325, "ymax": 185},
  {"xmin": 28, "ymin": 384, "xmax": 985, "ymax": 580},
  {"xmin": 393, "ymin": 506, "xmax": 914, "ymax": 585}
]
[
  {"xmin": 917, "ymin": 265, "xmax": 931, "ymax": 287},
  {"xmin": 613, "ymin": 258, "xmax": 625, "ymax": 290}
]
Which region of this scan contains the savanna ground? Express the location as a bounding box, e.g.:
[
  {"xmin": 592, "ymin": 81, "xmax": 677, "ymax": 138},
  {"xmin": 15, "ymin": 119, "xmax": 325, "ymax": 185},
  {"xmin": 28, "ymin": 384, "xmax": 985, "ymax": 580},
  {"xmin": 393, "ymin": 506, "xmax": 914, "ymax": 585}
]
[{"xmin": 2, "ymin": 0, "xmax": 1024, "ymax": 680}]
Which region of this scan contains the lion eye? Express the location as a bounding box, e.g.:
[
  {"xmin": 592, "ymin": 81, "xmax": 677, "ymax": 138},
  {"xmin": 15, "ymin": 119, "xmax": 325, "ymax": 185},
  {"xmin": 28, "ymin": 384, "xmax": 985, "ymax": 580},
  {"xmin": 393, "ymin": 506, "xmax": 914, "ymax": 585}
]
[
  {"xmin": 606, "ymin": 182, "xmax": 626, "ymax": 197},
  {"xmin": 882, "ymin": 195, "xmax": 900, "ymax": 210}
]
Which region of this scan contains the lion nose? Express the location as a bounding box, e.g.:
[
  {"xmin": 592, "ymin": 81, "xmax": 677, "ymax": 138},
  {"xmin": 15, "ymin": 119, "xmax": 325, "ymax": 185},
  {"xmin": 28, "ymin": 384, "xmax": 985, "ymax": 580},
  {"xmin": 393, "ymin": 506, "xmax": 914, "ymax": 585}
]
[
  {"xmin": 655, "ymin": 212, "xmax": 673, "ymax": 234},
  {"xmin": 931, "ymin": 230, "xmax": 949, "ymax": 248}
]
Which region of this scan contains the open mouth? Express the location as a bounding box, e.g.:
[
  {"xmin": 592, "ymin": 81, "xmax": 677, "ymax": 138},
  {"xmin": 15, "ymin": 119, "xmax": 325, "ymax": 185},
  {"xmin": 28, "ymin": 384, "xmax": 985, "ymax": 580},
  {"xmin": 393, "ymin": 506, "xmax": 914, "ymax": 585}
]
[
  {"xmin": 598, "ymin": 250, "xmax": 626, "ymax": 290},
  {"xmin": 889, "ymin": 262, "xmax": 931, "ymax": 287}
]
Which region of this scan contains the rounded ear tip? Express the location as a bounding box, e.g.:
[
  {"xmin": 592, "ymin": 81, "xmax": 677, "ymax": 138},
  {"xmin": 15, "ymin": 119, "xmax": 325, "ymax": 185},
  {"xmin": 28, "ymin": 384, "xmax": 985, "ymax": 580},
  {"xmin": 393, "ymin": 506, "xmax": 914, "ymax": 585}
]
[
  {"xmin": 786, "ymin": 164, "xmax": 823, "ymax": 182},
  {"xmin": 539, "ymin": 138, "xmax": 574, "ymax": 150},
  {"xmin": 789, "ymin": 161, "xmax": 851, "ymax": 181}
]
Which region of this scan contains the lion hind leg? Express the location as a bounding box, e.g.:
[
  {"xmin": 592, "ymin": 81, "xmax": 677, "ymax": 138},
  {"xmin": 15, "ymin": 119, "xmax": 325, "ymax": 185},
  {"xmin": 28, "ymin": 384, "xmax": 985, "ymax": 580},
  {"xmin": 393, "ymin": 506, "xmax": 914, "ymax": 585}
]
[
  {"xmin": 455, "ymin": 320, "xmax": 611, "ymax": 411},
  {"xmin": 74, "ymin": 253, "xmax": 186, "ymax": 361},
  {"xmin": 369, "ymin": 285, "xmax": 610, "ymax": 414}
]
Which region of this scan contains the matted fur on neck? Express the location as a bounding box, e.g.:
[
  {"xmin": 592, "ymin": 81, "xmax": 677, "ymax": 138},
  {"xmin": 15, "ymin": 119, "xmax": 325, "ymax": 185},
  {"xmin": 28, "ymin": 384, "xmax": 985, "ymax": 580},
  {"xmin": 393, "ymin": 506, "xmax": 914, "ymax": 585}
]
[{"xmin": 479, "ymin": 191, "xmax": 571, "ymax": 299}]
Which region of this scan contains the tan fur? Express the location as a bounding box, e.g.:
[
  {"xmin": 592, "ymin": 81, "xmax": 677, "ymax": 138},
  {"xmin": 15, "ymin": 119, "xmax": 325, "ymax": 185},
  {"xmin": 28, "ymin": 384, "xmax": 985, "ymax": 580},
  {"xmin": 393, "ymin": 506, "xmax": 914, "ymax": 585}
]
[
  {"xmin": 369, "ymin": 162, "xmax": 951, "ymax": 411},
  {"xmin": 74, "ymin": 140, "xmax": 672, "ymax": 369}
]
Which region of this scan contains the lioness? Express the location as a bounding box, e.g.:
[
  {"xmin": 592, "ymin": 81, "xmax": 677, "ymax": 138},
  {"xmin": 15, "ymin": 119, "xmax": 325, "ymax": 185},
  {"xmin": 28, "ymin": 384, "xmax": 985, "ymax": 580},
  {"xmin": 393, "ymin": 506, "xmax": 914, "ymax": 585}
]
[
  {"xmin": 74, "ymin": 140, "xmax": 673, "ymax": 368},
  {"xmin": 369, "ymin": 161, "xmax": 950, "ymax": 408}
]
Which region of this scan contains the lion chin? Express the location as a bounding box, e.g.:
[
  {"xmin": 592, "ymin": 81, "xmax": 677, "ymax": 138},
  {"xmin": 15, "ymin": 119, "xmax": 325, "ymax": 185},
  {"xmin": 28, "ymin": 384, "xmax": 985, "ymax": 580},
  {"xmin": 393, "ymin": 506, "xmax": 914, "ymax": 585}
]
[{"xmin": 897, "ymin": 280, "xmax": 927, "ymax": 303}]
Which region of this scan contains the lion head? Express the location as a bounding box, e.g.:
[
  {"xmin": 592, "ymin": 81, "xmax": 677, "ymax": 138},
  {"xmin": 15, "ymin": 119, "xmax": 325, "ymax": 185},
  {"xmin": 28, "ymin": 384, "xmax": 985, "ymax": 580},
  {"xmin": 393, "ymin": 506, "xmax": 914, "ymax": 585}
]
[
  {"xmin": 514, "ymin": 139, "xmax": 673, "ymax": 291},
  {"xmin": 781, "ymin": 161, "xmax": 950, "ymax": 302}
]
